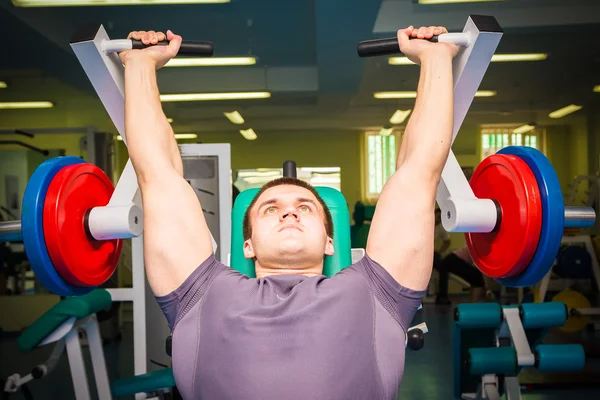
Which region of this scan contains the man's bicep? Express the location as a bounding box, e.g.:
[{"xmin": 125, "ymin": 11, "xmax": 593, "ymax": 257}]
[
  {"xmin": 366, "ymin": 169, "xmax": 437, "ymax": 291},
  {"xmin": 141, "ymin": 172, "xmax": 215, "ymax": 296}
]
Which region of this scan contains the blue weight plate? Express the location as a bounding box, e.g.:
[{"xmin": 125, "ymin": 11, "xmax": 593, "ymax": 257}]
[
  {"xmin": 22, "ymin": 156, "xmax": 93, "ymax": 297},
  {"xmin": 495, "ymin": 146, "xmax": 564, "ymax": 287}
]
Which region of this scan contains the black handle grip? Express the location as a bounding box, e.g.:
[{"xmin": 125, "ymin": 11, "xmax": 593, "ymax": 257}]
[
  {"xmin": 132, "ymin": 39, "xmax": 214, "ymax": 57},
  {"xmin": 357, "ymin": 36, "xmax": 439, "ymax": 57},
  {"xmin": 283, "ymin": 160, "xmax": 297, "ymax": 178},
  {"xmin": 407, "ymin": 328, "xmax": 424, "ymax": 351}
]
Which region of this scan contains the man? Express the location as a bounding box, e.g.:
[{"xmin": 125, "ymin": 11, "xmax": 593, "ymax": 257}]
[{"xmin": 120, "ymin": 25, "xmax": 458, "ymax": 400}]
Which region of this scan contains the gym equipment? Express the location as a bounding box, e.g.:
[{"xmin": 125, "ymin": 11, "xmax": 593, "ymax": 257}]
[
  {"xmin": 3, "ymin": 289, "xmax": 175, "ymax": 400},
  {"xmin": 0, "ymin": 28, "xmax": 216, "ymax": 296},
  {"xmin": 453, "ymin": 302, "xmax": 585, "ymax": 400},
  {"xmin": 357, "ymin": 15, "xmax": 596, "ymax": 288},
  {"xmin": 554, "ymin": 245, "xmax": 593, "ymax": 279},
  {"xmin": 0, "ymin": 155, "xmax": 139, "ymax": 296},
  {"xmin": 551, "ymin": 290, "xmax": 600, "ymax": 333},
  {"xmin": 466, "ymin": 153, "xmax": 542, "ymax": 279}
]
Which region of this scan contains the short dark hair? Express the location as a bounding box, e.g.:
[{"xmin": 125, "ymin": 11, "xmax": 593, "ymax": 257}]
[{"xmin": 242, "ymin": 177, "xmax": 334, "ymax": 241}]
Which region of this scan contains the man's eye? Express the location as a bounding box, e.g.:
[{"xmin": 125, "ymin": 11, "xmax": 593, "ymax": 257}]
[
  {"xmin": 265, "ymin": 206, "xmax": 277, "ymax": 214},
  {"xmin": 299, "ymin": 205, "xmax": 311, "ymax": 212}
]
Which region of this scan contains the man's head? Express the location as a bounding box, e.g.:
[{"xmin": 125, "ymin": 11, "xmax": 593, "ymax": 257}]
[{"xmin": 242, "ymin": 177, "xmax": 334, "ymax": 274}]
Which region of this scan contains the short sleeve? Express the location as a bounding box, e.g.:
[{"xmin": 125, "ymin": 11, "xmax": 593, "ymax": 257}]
[
  {"xmin": 347, "ymin": 254, "xmax": 426, "ymax": 332},
  {"xmin": 155, "ymin": 254, "xmax": 230, "ymax": 331}
]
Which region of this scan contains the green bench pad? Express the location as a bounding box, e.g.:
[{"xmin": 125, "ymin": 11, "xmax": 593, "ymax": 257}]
[
  {"xmin": 111, "ymin": 368, "xmax": 175, "ymax": 398},
  {"xmin": 18, "ymin": 289, "xmax": 112, "ymax": 352}
]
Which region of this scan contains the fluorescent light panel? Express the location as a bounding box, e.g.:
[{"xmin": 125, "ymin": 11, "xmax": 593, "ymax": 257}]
[
  {"xmin": 240, "ymin": 128, "xmax": 257, "ymax": 140},
  {"xmin": 224, "ymin": 111, "xmax": 245, "ymax": 124},
  {"xmin": 374, "ymin": 90, "xmax": 496, "ymax": 99},
  {"xmin": 165, "ymin": 57, "xmax": 256, "ymax": 67},
  {"xmin": 513, "ymin": 124, "xmax": 535, "ymax": 134},
  {"xmin": 117, "ymin": 133, "xmax": 197, "ymax": 141},
  {"xmin": 389, "ymin": 109, "xmax": 411, "ymax": 124},
  {"xmin": 419, "ymin": 0, "xmax": 504, "ymax": 4},
  {"xmin": 0, "ymin": 81, "xmax": 7, "ymax": 88},
  {"xmin": 549, "ymin": 104, "xmax": 582, "ymax": 119},
  {"xmin": 0, "ymin": 101, "xmax": 53, "ymax": 109},
  {"xmin": 389, "ymin": 53, "xmax": 547, "ymax": 65},
  {"xmin": 594, "ymin": 85, "xmax": 600, "ymax": 93},
  {"xmin": 13, "ymin": 0, "xmax": 229, "ymax": 6},
  {"xmin": 160, "ymin": 92, "xmax": 270, "ymax": 102},
  {"xmin": 379, "ymin": 127, "xmax": 393, "ymax": 136}
]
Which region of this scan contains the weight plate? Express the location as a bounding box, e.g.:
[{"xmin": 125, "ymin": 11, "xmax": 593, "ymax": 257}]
[
  {"xmin": 555, "ymin": 245, "xmax": 593, "ymax": 279},
  {"xmin": 44, "ymin": 163, "xmax": 121, "ymax": 287},
  {"xmin": 495, "ymin": 146, "xmax": 564, "ymax": 287},
  {"xmin": 552, "ymin": 290, "xmax": 591, "ymax": 333},
  {"xmin": 465, "ymin": 154, "xmax": 543, "ymax": 278},
  {"xmin": 21, "ymin": 156, "xmax": 93, "ymax": 297}
]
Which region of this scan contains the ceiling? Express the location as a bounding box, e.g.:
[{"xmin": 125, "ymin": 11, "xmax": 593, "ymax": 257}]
[{"xmin": 0, "ymin": 0, "xmax": 599, "ymax": 138}]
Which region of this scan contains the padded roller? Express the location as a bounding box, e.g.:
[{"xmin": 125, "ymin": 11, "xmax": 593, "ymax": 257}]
[
  {"xmin": 520, "ymin": 302, "xmax": 567, "ymax": 329},
  {"xmin": 535, "ymin": 344, "xmax": 585, "ymax": 373},
  {"xmin": 468, "ymin": 347, "xmax": 517, "ymax": 376},
  {"xmin": 455, "ymin": 303, "xmax": 502, "ymax": 328}
]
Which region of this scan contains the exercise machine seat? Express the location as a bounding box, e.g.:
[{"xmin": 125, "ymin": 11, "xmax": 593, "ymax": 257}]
[
  {"xmin": 17, "ymin": 289, "xmax": 112, "ymax": 353},
  {"xmin": 111, "ymin": 368, "xmax": 175, "ymax": 398},
  {"xmin": 230, "ymin": 186, "xmax": 352, "ymax": 277}
]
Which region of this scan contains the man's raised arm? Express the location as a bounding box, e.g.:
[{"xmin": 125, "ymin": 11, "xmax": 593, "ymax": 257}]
[
  {"xmin": 121, "ymin": 30, "xmax": 214, "ymax": 296},
  {"xmin": 366, "ymin": 25, "xmax": 459, "ymax": 291}
]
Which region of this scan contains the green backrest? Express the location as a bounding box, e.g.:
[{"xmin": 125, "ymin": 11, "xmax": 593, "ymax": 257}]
[{"xmin": 230, "ymin": 187, "xmax": 352, "ymax": 278}]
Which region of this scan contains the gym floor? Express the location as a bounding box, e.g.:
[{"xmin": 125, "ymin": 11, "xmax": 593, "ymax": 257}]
[{"xmin": 2, "ymin": 298, "xmax": 599, "ymax": 400}]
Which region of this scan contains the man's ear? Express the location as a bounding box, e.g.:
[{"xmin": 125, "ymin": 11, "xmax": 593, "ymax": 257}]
[
  {"xmin": 324, "ymin": 237, "xmax": 334, "ymax": 256},
  {"xmin": 243, "ymin": 239, "xmax": 256, "ymax": 259}
]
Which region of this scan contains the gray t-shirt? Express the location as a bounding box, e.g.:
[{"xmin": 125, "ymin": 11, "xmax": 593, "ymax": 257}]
[{"xmin": 156, "ymin": 254, "xmax": 425, "ymax": 400}]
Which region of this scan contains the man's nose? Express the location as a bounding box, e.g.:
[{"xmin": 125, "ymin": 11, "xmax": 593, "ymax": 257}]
[{"xmin": 281, "ymin": 206, "xmax": 299, "ymax": 221}]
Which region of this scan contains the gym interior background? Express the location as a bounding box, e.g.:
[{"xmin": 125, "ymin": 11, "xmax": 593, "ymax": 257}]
[{"xmin": 0, "ymin": 0, "xmax": 599, "ymax": 399}]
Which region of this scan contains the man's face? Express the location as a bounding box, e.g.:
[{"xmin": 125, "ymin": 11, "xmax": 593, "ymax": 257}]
[{"xmin": 243, "ymin": 185, "xmax": 334, "ymax": 267}]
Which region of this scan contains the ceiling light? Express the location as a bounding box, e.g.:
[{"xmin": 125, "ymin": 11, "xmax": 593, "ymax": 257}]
[
  {"xmin": 379, "ymin": 127, "xmax": 393, "ymax": 136},
  {"xmin": 374, "ymin": 90, "xmax": 496, "ymax": 99},
  {"xmin": 117, "ymin": 133, "xmax": 197, "ymax": 141},
  {"xmin": 224, "ymin": 111, "xmax": 245, "ymax": 124},
  {"xmin": 490, "ymin": 53, "xmax": 547, "ymax": 62},
  {"xmin": 165, "ymin": 57, "xmax": 256, "ymax": 67},
  {"xmin": 594, "ymin": 85, "xmax": 600, "ymax": 93},
  {"xmin": 374, "ymin": 91, "xmax": 417, "ymax": 99},
  {"xmin": 167, "ymin": 118, "xmax": 174, "ymax": 123},
  {"xmin": 418, "ymin": 0, "xmax": 504, "ymax": 4},
  {"xmin": 0, "ymin": 101, "xmax": 53, "ymax": 109},
  {"xmin": 13, "ymin": 0, "xmax": 229, "ymax": 7},
  {"xmin": 549, "ymin": 104, "xmax": 582, "ymax": 119},
  {"xmin": 389, "ymin": 109, "xmax": 411, "ymax": 124},
  {"xmin": 389, "ymin": 53, "xmax": 547, "ymax": 65},
  {"xmin": 160, "ymin": 92, "xmax": 271, "ymax": 102},
  {"xmin": 0, "ymin": 81, "xmax": 7, "ymax": 88},
  {"xmin": 513, "ymin": 124, "xmax": 535, "ymax": 134},
  {"xmin": 240, "ymin": 128, "xmax": 257, "ymax": 140}
]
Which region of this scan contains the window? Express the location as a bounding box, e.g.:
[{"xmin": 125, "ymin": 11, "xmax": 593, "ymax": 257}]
[
  {"xmin": 480, "ymin": 126, "xmax": 542, "ymax": 160},
  {"xmin": 364, "ymin": 131, "xmax": 398, "ymax": 200}
]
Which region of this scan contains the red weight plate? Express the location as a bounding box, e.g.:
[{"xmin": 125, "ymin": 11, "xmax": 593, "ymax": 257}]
[
  {"xmin": 43, "ymin": 163, "xmax": 122, "ymax": 287},
  {"xmin": 465, "ymin": 154, "xmax": 542, "ymax": 279}
]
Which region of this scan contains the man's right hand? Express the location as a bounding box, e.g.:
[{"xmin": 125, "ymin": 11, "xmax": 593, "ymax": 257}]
[
  {"xmin": 397, "ymin": 25, "xmax": 458, "ymax": 65},
  {"xmin": 119, "ymin": 30, "xmax": 182, "ymax": 69}
]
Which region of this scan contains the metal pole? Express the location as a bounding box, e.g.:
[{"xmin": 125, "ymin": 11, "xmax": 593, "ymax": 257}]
[
  {"xmin": 564, "ymin": 206, "xmax": 597, "ymax": 228},
  {"xmin": 0, "ymin": 220, "xmax": 21, "ymax": 236}
]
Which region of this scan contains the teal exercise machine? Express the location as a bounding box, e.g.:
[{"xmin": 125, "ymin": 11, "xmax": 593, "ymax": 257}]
[{"xmin": 454, "ymin": 302, "xmax": 586, "ymax": 399}]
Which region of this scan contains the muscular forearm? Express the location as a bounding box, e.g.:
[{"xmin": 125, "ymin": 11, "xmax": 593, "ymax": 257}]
[
  {"xmin": 397, "ymin": 53, "xmax": 454, "ymax": 180},
  {"xmin": 124, "ymin": 58, "xmax": 182, "ymax": 181}
]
